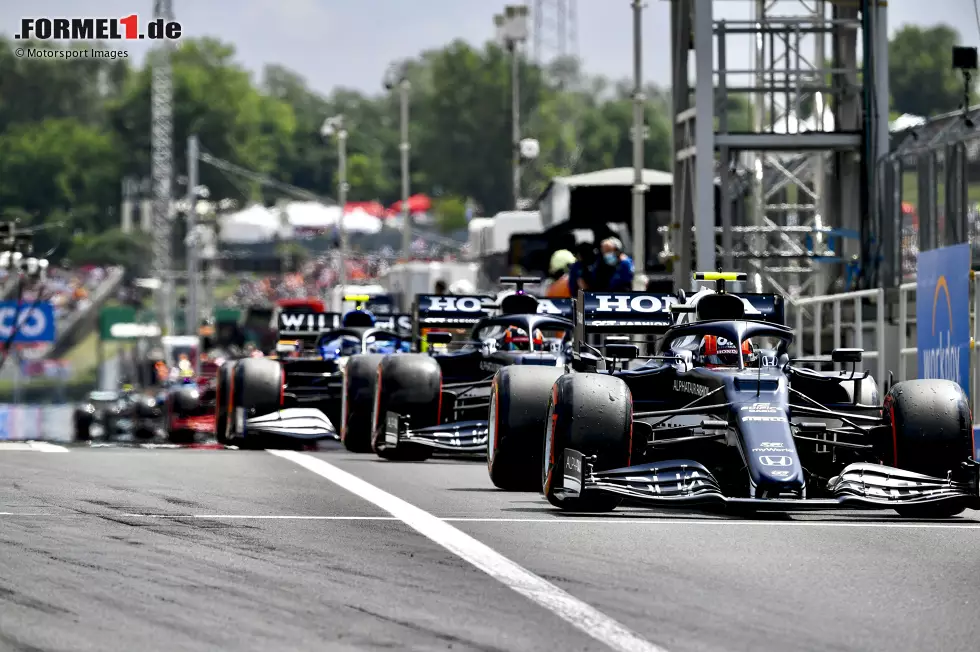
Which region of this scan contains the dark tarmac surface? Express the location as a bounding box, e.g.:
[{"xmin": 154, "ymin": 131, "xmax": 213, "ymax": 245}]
[{"xmin": 1, "ymin": 442, "xmax": 979, "ymax": 651}]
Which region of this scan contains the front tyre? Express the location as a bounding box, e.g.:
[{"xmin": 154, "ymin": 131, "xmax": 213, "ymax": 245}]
[
  {"xmin": 883, "ymin": 379, "xmax": 973, "ymax": 518},
  {"xmin": 543, "ymin": 373, "xmax": 632, "ymax": 512},
  {"xmin": 372, "ymin": 354, "xmax": 436, "ymax": 462},
  {"xmin": 342, "ymin": 354, "xmax": 385, "ymax": 453},
  {"xmin": 487, "ymin": 366, "xmax": 565, "ymax": 490}
]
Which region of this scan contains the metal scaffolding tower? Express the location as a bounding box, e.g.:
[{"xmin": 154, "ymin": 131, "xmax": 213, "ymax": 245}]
[
  {"xmin": 151, "ymin": 0, "xmax": 175, "ymax": 334},
  {"xmin": 532, "ymin": 0, "xmax": 577, "ymax": 63},
  {"xmin": 669, "ymin": 0, "xmax": 890, "ymax": 297}
]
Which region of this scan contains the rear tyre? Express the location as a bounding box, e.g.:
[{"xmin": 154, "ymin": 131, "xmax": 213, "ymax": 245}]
[
  {"xmin": 543, "ymin": 373, "xmax": 632, "ymax": 512},
  {"xmin": 883, "ymin": 379, "xmax": 973, "ymax": 518},
  {"xmin": 215, "ymin": 361, "xmax": 237, "ymax": 445},
  {"xmin": 488, "ymin": 366, "xmax": 565, "ymax": 490},
  {"xmin": 372, "ymin": 354, "xmax": 436, "ymax": 462},
  {"xmin": 342, "ymin": 354, "xmax": 385, "ymax": 453},
  {"xmin": 233, "ymin": 358, "xmax": 283, "ymax": 449}
]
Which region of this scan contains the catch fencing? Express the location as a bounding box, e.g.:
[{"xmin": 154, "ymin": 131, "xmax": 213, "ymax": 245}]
[{"xmin": 878, "ymin": 104, "xmax": 980, "ymax": 286}]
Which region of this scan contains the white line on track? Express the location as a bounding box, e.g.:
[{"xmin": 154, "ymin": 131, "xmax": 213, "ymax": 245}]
[
  {"xmin": 0, "ymin": 442, "xmax": 69, "ymax": 452},
  {"xmin": 267, "ymin": 449, "xmax": 666, "ymax": 652},
  {"xmin": 119, "ymin": 514, "xmax": 400, "ymax": 520}
]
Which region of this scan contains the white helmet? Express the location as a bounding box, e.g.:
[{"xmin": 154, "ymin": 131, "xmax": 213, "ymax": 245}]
[{"xmin": 449, "ymin": 279, "xmax": 475, "ymax": 295}]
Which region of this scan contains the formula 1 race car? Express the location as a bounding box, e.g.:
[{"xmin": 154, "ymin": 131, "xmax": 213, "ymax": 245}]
[
  {"xmin": 215, "ymin": 297, "xmax": 412, "ymax": 447},
  {"xmin": 162, "ymin": 364, "xmax": 219, "ymax": 443},
  {"xmin": 346, "ymin": 278, "xmax": 575, "ymax": 462},
  {"xmin": 73, "ymin": 388, "xmax": 162, "ymax": 441},
  {"xmin": 527, "ymin": 272, "xmax": 979, "ymax": 517}
]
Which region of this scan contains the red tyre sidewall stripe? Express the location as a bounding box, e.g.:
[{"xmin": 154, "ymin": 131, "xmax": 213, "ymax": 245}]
[
  {"xmin": 279, "ymin": 366, "xmax": 285, "ymax": 407},
  {"xmin": 372, "ymin": 366, "xmax": 383, "ymax": 451},
  {"xmin": 544, "ymin": 384, "xmax": 558, "ymax": 495},
  {"xmin": 885, "ymin": 396, "xmax": 898, "ymax": 467}
]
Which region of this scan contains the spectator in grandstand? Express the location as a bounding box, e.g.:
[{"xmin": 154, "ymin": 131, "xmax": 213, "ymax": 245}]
[
  {"xmin": 545, "ymin": 249, "xmax": 575, "ymax": 298},
  {"xmin": 590, "ymin": 237, "xmax": 634, "ymax": 292}
]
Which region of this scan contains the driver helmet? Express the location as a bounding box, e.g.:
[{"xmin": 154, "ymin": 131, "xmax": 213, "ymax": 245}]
[
  {"xmin": 501, "ymin": 326, "xmax": 544, "ymax": 351},
  {"xmin": 698, "ymin": 335, "xmax": 754, "ymax": 367}
]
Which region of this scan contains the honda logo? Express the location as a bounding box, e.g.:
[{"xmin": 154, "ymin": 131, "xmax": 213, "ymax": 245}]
[
  {"xmin": 759, "ymin": 455, "xmax": 792, "ymax": 467},
  {"xmin": 425, "ymin": 296, "xmax": 483, "ymax": 312},
  {"xmin": 594, "ymin": 294, "xmax": 673, "ymax": 313}
]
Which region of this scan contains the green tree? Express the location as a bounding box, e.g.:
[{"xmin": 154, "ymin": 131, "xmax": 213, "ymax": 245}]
[
  {"xmin": 107, "ymin": 38, "xmax": 297, "ymax": 204},
  {"xmin": 66, "ymin": 229, "xmax": 153, "ymax": 275},
  {"xmin": 0, "ymin": 118, "xmax": 122, "ymax": 234},
  {"xmin": 433, "ymin": 195, "xmax": 468, "ymax": 233},
  {"xmin": 889, "ymin": 25, "xmax": 968, "ymax": 117}
]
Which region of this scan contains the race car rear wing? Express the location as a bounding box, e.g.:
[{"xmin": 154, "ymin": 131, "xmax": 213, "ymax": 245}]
[
  {"xmin": 278, "ymin": 311, "xmax": 341, "ymax": 339},
  {"xmin": 412, "ymin": 294, "xmax": 493, "ymax": 344},
  {"xmin": 278, "ymin": 310, "xmax": 412, "ymax": 342},
  {"xmin": 534, "ymin": 297, "xmax": 573, "ymax": 319},
  {"xmin": 739, "ymin": 293, "xmax": 785, "ymax": 324},
  {"xmin": 573, "ymin": 291, "xmax": 675, "ymax": 356}
]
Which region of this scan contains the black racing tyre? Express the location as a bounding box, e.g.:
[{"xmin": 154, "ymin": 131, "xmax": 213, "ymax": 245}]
[
  {"xmin": 543, "ymin": 373, "xmax": 632, "ymax": 512},
  {"xmin": 342, "ymin": 354, "xmax": 385, "ymax": 453},
  {"xmin": 215, "ymin": 360, "xmax": 237, "ymax": 444},
  {"xmin": 884, "ymin": 379, "xmax": 973, "ymax": 518},
  {"xmin": 73, "ymin": 410, "xmax": 93, "ymax": 442},
  {"xmin": 372, "ymin": 354, "xmax": 437, "ymax": 462},
  {"xmin": 232, "ymin": 358, "xmax": 283, "ymax": 448},
  {"xmin": 488, "ymin": 366, "xmax": 565, "ymax": 490}
]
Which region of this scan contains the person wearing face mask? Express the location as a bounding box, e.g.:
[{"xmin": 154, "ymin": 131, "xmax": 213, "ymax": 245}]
[{"xmin": 590, "ymin": 237, "xmax": 634, "ymax": 291}]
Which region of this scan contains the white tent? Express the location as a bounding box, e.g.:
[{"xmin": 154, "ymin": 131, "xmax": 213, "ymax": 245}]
[
  {"xmin": 341, "ymin": 207, "xmax": 383, "ymax": 234},
  {"xmin": 279, "ymin": 201, "xmax": 382, "ymax": 234},
  {"xmin": 218, "ymin": 204, "xmax": 286, "ymax": 243},
  {"xmin": 282, "ymin": 201, "xmax": 343, "ymax": 229}
]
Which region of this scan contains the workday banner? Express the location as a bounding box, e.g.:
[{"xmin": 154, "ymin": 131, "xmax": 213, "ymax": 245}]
[{"xmin": 917, "ymin": 243, "xmax": 971, "ymax": 396}]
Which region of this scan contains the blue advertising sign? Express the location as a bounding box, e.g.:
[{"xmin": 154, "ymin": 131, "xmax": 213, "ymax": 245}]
[
  {"xmin": 917, "ymin": 244, "xmax": 971, "ymax": 396},
  {"xmin": 0, "ymin": 302, "xmax": 56, "ymax": 343}
]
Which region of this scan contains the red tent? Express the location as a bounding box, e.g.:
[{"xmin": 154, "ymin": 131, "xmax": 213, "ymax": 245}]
[
  {"xmin": 345, "ymin": 201, "xmax": 386, "ymax": 217},
  {"xmin": 389, "ymin": 194, "xmax": 431, "ymax": 214}
]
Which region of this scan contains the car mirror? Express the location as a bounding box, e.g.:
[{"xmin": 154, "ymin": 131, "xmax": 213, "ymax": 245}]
[
  {"xmin": 426, "ymin": 331, "xmax": 453, "ymax": 345},
  {"xmin": 605, "ymin": 343, "xmax": 639, "ymax": 360},
  {"xmin": 832, "ymin": 348, "xmax": 863, "ymax": 363}
]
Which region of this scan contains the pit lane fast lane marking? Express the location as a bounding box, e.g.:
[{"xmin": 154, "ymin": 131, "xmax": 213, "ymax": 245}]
[
  {"xmin": 267, "ymin": 449, "xmax": 667, "ymax": 652},
  {"xmin": 0, "ymin": 442, "xmax": 69, "ymax": 452}
]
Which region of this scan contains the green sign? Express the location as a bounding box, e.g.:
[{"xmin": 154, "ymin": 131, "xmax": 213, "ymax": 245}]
[
  {"xmin": 214, "ymin": 308, "xmax": 241, "ymax": 323},
  {"xmin": 99, "ymin": 306, "xmax": 161, "ymax": 340}
]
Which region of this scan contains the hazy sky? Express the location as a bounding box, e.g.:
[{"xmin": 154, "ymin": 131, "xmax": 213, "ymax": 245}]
[{"xmin": 4, "ymin": 1, "xmax": 979, "ymax": 95}]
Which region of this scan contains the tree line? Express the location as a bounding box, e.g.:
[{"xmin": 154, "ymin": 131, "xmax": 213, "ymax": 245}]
[{"xmin": 0, "ymin": 23, "xmax": 967, "ymax": 271}]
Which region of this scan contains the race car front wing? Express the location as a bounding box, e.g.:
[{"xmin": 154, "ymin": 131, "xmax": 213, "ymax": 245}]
[
  {"xmin": 237, "ymin": 407, "xmax": 337, "ymax": 440},
  {"xmin": 384, "ymin": 412, "xmax": 488, "ymax": 453},
  {"xmin": 554, "ymin": 450, "xmax": 980, "ymax": 511}
]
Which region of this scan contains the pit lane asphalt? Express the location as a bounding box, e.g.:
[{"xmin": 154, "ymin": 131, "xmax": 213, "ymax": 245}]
[{"xmin": 1, "ymin": 444, "xmax": 979, "ymax": 652}]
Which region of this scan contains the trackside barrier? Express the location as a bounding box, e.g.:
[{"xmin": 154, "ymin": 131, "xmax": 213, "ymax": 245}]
[
  {"xmin": 0, "ymin": 404, "xmax": 73, "ymax": 442},
  {"xmin": 896, "ymin": 276, "xmax": 980, "ymax": 413},
  {"xmin": 790, "ymin": 288, "xmax": 886, "ymax": 384}
]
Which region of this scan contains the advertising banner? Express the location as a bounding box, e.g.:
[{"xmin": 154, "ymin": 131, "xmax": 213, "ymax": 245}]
[
  {"xmin": 916, "ymin": 243, "xmax": 971, "ymax": 397},
  {"xmin": 0, "ymin": 302, "xmax": 55, "ymax": 343}
]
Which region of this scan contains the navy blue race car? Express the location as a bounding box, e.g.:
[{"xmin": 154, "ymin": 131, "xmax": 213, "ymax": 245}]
[
  {"xmin": 215, "ymin": 296, "xmax": 412, "ymax": 447},
  {"xmin": 494, "ymin": 272, "xmax": 980, "ymax": 515},
  {"xmin": 341, "ymin": 278, "xmax": 575, "ymax": 460}
]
